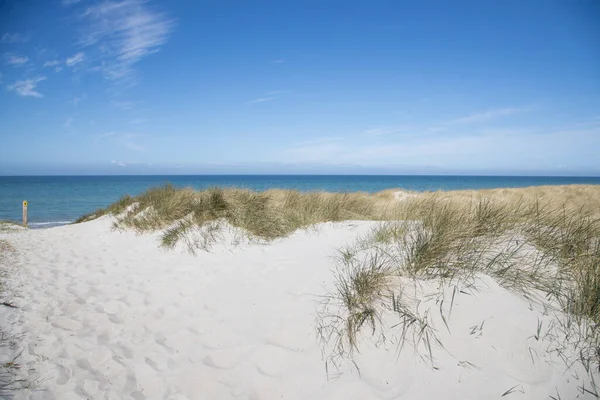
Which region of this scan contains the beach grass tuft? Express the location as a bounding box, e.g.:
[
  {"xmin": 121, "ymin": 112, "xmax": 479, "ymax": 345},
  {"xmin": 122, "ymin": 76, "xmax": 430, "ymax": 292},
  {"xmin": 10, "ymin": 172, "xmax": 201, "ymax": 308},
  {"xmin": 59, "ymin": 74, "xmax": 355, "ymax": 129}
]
[{"xmin": 316, "ymin": 186, "xmax": 600, "ymax": 383}]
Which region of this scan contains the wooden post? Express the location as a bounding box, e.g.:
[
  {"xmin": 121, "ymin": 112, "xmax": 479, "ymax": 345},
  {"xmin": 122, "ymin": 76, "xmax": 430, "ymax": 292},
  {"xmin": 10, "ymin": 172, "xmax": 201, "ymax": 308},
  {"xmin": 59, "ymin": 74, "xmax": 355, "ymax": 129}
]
[{"xmin": 22, "ymin": 200, "xmax": 28, "ymax": 227}]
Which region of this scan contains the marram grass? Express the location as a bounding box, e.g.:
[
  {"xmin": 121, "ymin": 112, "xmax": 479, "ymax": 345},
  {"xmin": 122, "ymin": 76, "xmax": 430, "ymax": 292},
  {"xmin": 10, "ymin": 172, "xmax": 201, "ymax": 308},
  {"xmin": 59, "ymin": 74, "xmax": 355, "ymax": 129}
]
[
  {"xmin": 77, "ymin": 184, "xmax": 600, "ymax": 380},
  {"xmin": 316, "ymin": 188, "xmax": 600, "ymax": 386},
  {"xmin": 75, "ymin": 184, "xmax": 404, "ymax": 249}
]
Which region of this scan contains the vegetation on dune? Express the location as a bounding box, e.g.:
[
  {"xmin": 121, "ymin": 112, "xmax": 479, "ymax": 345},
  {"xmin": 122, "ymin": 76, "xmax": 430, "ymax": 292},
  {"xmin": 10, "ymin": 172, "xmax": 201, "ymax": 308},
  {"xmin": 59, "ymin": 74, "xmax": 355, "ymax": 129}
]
[
  {"xmin": 75, "ymin": 184, "xmax": 403, "ymax": 250},
  {"xmin": 75, "ymin": 183, "xmax": 600, "ymax": 387},
  {"xmin": 317, "ymin": 188, "xmax": 600, "ymax": 390},
  {"xmin": 0, "ymin": 221, "xmax": 23, "ymax": 233}
]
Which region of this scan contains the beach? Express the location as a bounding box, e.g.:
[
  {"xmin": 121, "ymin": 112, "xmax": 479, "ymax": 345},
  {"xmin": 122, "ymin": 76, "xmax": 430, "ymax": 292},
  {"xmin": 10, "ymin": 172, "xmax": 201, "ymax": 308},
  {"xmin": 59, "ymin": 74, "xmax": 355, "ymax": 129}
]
[{"xmin": 1, "ymin": 186, "xmax": 599, "ymax": 399}]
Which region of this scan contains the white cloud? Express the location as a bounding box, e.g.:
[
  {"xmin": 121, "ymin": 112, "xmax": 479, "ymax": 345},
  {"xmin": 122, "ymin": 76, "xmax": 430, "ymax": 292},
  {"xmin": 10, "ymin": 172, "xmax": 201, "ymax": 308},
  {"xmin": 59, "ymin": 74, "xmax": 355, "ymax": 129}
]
[
  {"xmin": 78, "ymin": 0, "xmax": 175, "ymax": 85},
  {"xmin": 272, "ymin": 59, "xmax": 285, "ymax": 64},
  {"xmin": 4, "ymin": 53, "xmax": 29, "ymax": 66},
  {"xmin": 274, "ymin": 122, "xmax": 600, "ymax": 172},
  {"xmin": 447, "ymin": 107, "xmax": 528, "ymax": 125},
  {"xmin": 43, "ymin": 60, "xmax": 60, "ymax": 67},
  {"xmin": 111, "ymin": 160, "xmax": 127, "ymax": 167},
  {"xmin": 1, "ymin": 33, "xmax": 30, "ymax": 44},
  {"xmin": 247, "ymin": 97, "xmax": 275, "ymax": 104},
  {"xmin": 7, "ymin": 76, "xmax": 46, "ymax": 98},
  {"xmin": 66, "ymin": 52, "xmax": 85, "ymax": 66},
  {"xmin": 55, "ymin": 66, "xmax": 63, "ymax": 72},
  {"xmin": 129, "ymin": 118, "xmax": 148, "ymax": 124},
  {"xmin": 63, "ymin": 118, "xmax": 74, "ymax": 127},
  {"xmin": 62, "ymin": 0, "xmax": 81, "ymax": 5}
]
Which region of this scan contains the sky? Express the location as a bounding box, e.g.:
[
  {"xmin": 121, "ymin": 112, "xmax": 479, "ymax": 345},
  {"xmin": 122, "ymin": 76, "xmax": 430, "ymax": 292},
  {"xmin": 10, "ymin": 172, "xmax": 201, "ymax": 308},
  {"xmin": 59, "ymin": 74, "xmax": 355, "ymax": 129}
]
[{"xmin": 0, "ymin": 0, "xmax": 599, "ymax": 176}]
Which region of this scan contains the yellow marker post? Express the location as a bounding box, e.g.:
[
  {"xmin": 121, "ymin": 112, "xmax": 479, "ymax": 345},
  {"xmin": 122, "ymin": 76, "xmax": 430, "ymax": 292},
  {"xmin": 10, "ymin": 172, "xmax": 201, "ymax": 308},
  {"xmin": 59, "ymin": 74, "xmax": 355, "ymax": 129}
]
[{"xmin": 22, "ymin": 200, "xmax": 28, "ymax": 227}]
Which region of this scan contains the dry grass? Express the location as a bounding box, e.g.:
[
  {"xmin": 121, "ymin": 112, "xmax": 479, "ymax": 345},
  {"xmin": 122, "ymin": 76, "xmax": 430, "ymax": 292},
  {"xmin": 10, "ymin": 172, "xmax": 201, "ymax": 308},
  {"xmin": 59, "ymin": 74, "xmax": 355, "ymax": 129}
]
[
  {"xmin": 0, "ymin": 221, "xmax": 23, "ymax": 234},
  {"xmin": 76, "ymin": 184, "xmax": 403, "ymax": 251},
  {"xmin": 316, "ymin": 185, "xmax": 600, "ymax": 386},
  {"xmin": 75, "ymin": 183, "xmax": 600, "ymax": 382}
]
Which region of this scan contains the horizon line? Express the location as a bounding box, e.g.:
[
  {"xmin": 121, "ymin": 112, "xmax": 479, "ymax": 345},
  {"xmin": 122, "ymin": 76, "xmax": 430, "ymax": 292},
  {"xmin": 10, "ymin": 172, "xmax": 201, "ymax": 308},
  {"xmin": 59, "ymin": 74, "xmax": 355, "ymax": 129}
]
[{"xmin": 1, "ymin": 173, "xmax": 600, "ymax": 178}]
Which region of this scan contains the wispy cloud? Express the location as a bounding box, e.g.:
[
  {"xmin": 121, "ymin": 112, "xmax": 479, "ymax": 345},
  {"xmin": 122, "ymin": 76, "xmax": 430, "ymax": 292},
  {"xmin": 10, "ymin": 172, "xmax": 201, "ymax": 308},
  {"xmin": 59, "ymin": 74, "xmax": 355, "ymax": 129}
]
[
  {"xmin": 43, "ymin": 59, "xmax": 64, "ymax": 72},
  {"xmin": 1, "ymin": 33, "xmax": 31, "ymax": 44},
  {"xmin": 447, "ymin": 107, "xmax": 529, "ymax": 125},
  {"xmin": 62, "ymin": 0, "xmax": 81, "ymax": 5},
  {"xmin": 275, "ymin": 119, "xmax": 600, "ymax": 173},
  {"xmin": 63, "ymin": 118, "xmax": 74, "ymax": 127},
  {"xmin": 272, "ymin": 59, "xmax": 285, "ymax": 64},
  {"xmin": 78, "ymin": 0, "xmax": 175, "ymax": 86},
  {"xmin": 43, "ymin": 60, "xmax": 60, "ymax": 67},
  {"xmin": 66, "ymin": 52, "xmax": 85, "ymax": 66},
  {"xmin": 247, "ymin": 97, "xmax": 275, "ymax": 104},
  {"xmin": 7, "ymin": 77, "xmax": 46, "ymax": 98},
  {"xmin": 98, "ymin": 131, "xmax": 116, "ymax": 139},
  {"xmin": 111, "ymin": 160, "xmax": 127, "ymax": 167},
  {"xmin": 4, "ymin": 53, "xmax": 29, "ymax": 66}
]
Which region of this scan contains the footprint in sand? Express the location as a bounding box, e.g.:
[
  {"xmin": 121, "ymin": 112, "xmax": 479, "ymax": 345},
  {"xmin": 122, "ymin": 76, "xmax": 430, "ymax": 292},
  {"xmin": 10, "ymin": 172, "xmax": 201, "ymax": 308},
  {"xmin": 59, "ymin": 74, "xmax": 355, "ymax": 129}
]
[
  {"xmin": 50, "ymin": 316, "xmax": 83, "ymax": 332},
  {"xmin": 202, "ymin": 346, "xmax": 252, "ymax": 370},
  {"xmin": 56, "ymin": 364, "xmax": 72, "ymax": 385}
]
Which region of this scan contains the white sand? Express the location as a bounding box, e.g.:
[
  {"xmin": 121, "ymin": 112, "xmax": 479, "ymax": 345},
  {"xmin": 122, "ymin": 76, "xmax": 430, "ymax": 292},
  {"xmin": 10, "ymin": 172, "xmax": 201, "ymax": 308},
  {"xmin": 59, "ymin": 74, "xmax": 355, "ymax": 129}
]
[{"xmin": 0, "ymin": 217, "xmax": 598, "ymax": 399}]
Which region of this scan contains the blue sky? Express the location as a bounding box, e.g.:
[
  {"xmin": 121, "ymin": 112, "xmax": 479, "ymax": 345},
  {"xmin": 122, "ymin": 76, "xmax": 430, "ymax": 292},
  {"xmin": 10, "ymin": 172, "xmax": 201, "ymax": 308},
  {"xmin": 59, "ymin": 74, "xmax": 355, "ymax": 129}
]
[{"xmin": 0, "ymin": 0, "xmax": 599, "ymax": 175}]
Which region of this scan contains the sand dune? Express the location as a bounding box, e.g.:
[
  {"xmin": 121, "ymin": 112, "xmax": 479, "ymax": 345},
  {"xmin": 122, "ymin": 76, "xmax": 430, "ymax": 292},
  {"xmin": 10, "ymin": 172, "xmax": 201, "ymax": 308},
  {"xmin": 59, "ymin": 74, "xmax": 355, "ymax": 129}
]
[{"xmin": 0, "ymin": 217, "xmax": 598, "ymax": 399}]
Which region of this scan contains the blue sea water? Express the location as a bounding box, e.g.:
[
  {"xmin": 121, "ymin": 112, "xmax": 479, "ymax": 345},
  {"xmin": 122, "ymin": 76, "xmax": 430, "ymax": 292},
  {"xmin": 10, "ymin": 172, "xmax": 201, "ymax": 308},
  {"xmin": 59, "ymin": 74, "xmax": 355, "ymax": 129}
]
[{"xmin": 1, "ymin": 175, "xmax": 599, "ymax": 228}]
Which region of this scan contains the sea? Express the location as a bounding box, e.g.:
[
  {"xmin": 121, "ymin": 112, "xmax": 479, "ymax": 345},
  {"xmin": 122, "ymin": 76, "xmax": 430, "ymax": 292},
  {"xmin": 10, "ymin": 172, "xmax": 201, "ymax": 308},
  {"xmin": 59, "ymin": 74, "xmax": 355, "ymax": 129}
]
[{"xmin": 1, "ymin": 175, "xmax": 599, "ymax": 228}]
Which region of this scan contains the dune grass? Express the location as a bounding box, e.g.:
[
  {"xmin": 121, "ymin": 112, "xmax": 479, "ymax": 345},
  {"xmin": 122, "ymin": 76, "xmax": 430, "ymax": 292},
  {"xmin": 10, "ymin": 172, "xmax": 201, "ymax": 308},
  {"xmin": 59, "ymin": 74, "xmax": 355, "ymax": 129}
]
[
  {"xmin": 0, "ymin": 221, "xmax": 23, "ymax": 233},
  {"xmin": 76, "ymin": 183, "xmax": 600, "ymax": 382},
  {"xmin": 317, "ymin": 187, "xmax": 600, "ymax": 387},
  {"xmin": 76, "ymin": 184, "xmax": 403, "ymax": 251}
]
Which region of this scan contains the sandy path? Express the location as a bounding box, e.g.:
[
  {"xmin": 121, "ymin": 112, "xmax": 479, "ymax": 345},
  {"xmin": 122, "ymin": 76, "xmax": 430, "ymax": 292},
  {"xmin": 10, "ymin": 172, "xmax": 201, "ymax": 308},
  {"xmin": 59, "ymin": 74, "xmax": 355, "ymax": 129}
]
[
  {"xmin": 3, "ymin": 219, "xmax": 377, "ymax": 399},
  {"xmin": 0, "ymin": 218, "xmax": 598, "ymax": 399}
]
